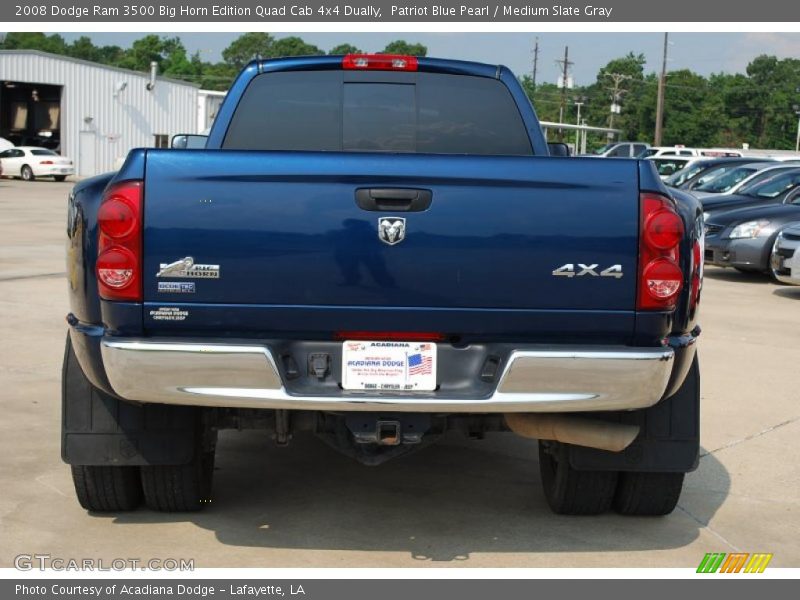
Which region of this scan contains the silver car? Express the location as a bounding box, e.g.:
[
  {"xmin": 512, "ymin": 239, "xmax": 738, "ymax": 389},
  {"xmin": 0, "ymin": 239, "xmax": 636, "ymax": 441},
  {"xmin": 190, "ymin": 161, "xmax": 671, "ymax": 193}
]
[{"xmin": 770, "ymin": 222, "xmax": 800, "ymax": 285}]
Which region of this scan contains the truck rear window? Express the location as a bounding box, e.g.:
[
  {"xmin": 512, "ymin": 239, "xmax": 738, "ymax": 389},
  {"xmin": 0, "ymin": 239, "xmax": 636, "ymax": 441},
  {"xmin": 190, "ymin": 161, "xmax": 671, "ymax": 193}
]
[{"xmin": 222, "ymin": 70, "xmax": 533, "ymax": 155}]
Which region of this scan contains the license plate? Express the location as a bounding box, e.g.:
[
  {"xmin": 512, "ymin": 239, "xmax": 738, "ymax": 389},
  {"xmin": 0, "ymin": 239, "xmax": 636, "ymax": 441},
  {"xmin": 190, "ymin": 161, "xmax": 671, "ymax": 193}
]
[
  {"xmin": 60, "ymin": 168, "xmax": 70, "ymax": 173},
  {"xmin": 341, "ymin": 341, "xmax": 437, "ymax": 391},
  {"xmin": 771, "ymin": 254, "xmax": 784, "ymax": 270}
]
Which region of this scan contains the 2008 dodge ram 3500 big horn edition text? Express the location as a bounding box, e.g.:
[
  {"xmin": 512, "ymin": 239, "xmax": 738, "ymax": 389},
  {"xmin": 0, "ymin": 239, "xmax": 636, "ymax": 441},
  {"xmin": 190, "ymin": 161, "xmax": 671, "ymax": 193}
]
[{"xmin": 63, "ymin": 54, "xmax": 703, "ymax": 516}]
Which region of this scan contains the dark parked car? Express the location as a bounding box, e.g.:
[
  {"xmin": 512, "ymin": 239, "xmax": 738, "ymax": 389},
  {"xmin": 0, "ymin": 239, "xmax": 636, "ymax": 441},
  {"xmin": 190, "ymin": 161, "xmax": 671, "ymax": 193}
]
[
  {"xmin": 664, "ymin": 157, "xmax": 774, "ymax": 190},
  {"xmin": 702, "ymin": 168, "xmax": 800, "ymax": 218},
  {"xmin": 704, "ymin": 187, "xmax": 800, "ymax": 275}
]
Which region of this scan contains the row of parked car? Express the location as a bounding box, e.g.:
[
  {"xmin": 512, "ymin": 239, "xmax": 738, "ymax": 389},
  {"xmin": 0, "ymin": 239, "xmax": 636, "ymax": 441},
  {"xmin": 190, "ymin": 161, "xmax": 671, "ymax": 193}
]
[
  {"xmin": 590, "ymin": 143, "xmax": 800, "ymax": 286},
  {"xmin": 660, "ymin": 155, "xmax": 800, "ymax": 286}
]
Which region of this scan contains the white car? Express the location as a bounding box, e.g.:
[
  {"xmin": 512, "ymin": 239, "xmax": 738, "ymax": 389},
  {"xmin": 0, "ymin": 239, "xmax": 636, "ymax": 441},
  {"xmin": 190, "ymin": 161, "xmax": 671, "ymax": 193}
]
[
  {"xmin": 0, "ymin": 146, "xmax": 74, "ymax": 181},
  {"xmin": 639, "ymin": 146, "xmax": 699, "ymax": 158},
  {"xmin": 771, "ymin": 222, "xmax": 800, "ymax": 285},
  {"xmin": 639, "ymin": 146, "xmax": 745, "ymax": 159}
]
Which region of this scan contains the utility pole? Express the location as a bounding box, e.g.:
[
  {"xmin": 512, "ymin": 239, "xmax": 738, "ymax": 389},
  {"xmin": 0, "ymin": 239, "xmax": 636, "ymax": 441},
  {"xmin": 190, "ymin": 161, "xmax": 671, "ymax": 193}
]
[
  {"xmin": 555, "ymin": 46, "xmax": 574, "ymax": 140},
  {"xmin": 795, "ymin": 108, "xmax": 800, "ymax": 152},
  {"xmin": 796, "ymin": 117, "xmax": 799, "ymax": 152},
  {"xmin": 606, "ymin": 73, "xmax": 632, "ymax": 140},
  {"xmin": 580, "ymin": 118, "xmax": 588, "ymax": 154},
  {"xmin": 794, "ymin": 94, "xmax": 800, "ymax": 152},
  {"xmin": 531, "ymin": 36, "xmax": 539, "ymax": 90},
  {"xmin": 574, "ymin": 101, "xmax": 584, "ymax": 151},
  {"xmin": 654, "ymin": 32, "xmax": 669, "ymax": 146}
]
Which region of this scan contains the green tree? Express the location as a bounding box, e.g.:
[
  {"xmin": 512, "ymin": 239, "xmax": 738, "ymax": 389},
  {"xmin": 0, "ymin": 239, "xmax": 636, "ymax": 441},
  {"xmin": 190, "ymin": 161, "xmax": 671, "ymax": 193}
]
[
  {"xmin": 598, "ymin": 52, "xmax": 646, "ymax": 80},
  {"xmin": 582, "ymin": 53, "xmax": 647, "ymax": 142},
  {"xmin": 116, "ymin": 34, "xmax": 166, "ymax": 71},
  {"xmin": 97, "ymin": 44, "xmax": 126, "ymax": 66},
  {"xmin": 660, "ymin": 70, "xmax": 715, "ymax": 146},
  {"xmin": 380, "ymin": 40, "xmax": 427, "ymax": 56},
  {"xmin": 1, "ymin": 32, "xmax": 67, "ymax": 54},
  {"xmin": 222, "ymin": 32, "xmax": 275, "ymax": 70},
  {"xmin": 715, "ymin": 73, "xmax": 752, "ymax": 147},
  {"xmin": 519, "ymin": 76, "xmax": 564, "ymax": 123},
  {"xmin": 269, "ymin": 37, "xmax": 323, "ymax": 58},
  {"xmin": 66, "ymin": 36, "xmax": 101, "ymax": 62},
  {"xmin": 198, "ymin": 62, "xmax": 237, "ymax": 91},
  {"xmin": 329, "ymin": 43, "xmax": 362, "ymax": 55},
  {"xmin": 737, "ymin": 55, "xmax": 800, "ymax": 148},
  {"xmin": 160, "ymin": 37, "xmax": 194, "ymax": 78}
]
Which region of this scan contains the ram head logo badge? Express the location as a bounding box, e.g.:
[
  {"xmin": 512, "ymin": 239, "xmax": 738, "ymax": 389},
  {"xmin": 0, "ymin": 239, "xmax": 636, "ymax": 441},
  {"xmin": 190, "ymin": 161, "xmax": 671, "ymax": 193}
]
[{"xmin": 378, "ymin": 218, "xmax": 406, "ymax": 246}]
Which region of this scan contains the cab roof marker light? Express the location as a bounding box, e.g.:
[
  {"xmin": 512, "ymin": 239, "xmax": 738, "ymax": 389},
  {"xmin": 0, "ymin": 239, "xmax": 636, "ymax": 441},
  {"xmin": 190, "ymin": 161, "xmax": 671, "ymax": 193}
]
[{"xmin": 342, "ymin": 54, "xmax": 419, "ymax": 72}]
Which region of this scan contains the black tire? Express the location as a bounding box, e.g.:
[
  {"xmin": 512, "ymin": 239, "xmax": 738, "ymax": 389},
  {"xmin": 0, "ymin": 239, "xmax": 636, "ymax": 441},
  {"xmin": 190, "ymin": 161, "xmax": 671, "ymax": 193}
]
[
  {"xmin": 54, "ymin": 175, "xmax": 67, "ymax": 182},
  {"xmin": 538, "ymin": 441, "xmax": 618, "ymax": 515},
  {"xmin": 71, "ymin": 465, "xmax": 143, "ymax": 511},
  {"xmin": 141, "ymin": 448, "xmax": 215, "ymax": 512},
  {"xmin": 613, "ymin": 472, "xmax": 685, "ymax": 516},
  {"xmin": 64, "ymin": 335, "xmax": 144, "ymax": 511},
  {"xmin": 21, "ymin": 165, "xmax": 34, "ymax": 181},
  {"xmin": 613, "ymin": 355, "xmax": 699, "ymax": 516}
]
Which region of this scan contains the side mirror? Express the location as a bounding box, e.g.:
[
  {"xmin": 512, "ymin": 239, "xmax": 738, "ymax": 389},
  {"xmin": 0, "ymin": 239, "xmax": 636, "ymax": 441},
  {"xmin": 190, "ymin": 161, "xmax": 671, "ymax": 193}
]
[
  {"xmin": 547, "ymin": 142, "xmax": 571, "ymax": 157},
  {"xmin": 171, "ymin": 134, "xmax": 208, "ymax": 149}
]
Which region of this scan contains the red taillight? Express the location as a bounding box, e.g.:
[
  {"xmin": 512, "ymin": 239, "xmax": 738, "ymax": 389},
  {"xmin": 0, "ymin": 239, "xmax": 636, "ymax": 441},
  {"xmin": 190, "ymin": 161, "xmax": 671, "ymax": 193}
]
[
  {"xmin": 97, "ymin": 247, "xmax": 136, "ymax": 289},
  {"xmin": 638, "ymin": 193, "xmax": 684, "ymax": 310},
  {"xmin": 335, "ymin": 331, "xmax": 445, "ymax": 342},
  {"xmin": 643, "ymin": 209, "xmax": 683, "ymax": 250},
  {"xmin": 642, "ymin": 258, "xmax": 683, "ymax": 299},
  {"xmin": 96, "ymin": 180, "xmax": 142, "ymax": 301},
  {"xmin": 40, "ymin": 160, "xmax": 54, "ymax": 165},
  {"xmin": 342, "ymin": 54, "xmax": 418, "ymax": 71},
  {"xmin": 98, "ymin": 197, "xmax": 137, "ymax": 239}
]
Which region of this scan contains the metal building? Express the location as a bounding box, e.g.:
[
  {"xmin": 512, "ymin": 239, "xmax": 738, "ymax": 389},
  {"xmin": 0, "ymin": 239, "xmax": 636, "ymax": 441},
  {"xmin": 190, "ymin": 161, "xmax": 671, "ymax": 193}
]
[
  {"xmin": 198, "ymin": 89, "xmax": 226, "ymax": 134},
  {"xmin": 0, "ymin": 49, "xmax": 199, "ymax": 176}
]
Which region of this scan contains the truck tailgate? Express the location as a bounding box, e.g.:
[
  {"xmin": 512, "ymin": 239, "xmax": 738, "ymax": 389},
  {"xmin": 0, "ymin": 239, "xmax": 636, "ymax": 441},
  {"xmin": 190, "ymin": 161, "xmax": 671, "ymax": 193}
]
[{"xmin": 142, "ymin": 150, "xmax": 640, "ymax": 336}]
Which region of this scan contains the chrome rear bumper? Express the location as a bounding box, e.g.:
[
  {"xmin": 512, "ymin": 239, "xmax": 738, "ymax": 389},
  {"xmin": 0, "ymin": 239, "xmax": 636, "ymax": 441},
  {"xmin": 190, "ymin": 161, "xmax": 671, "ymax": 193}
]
[{"xmin": 100, "ymin": 339, "xmax": 676, "ymax": 413}]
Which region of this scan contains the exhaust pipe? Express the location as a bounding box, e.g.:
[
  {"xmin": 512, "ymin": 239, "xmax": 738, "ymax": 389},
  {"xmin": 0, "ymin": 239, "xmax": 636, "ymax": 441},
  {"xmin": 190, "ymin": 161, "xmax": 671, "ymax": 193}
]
[{"xmin": 504, "ymin": 413, "xmax": 639, "ymax": 453}]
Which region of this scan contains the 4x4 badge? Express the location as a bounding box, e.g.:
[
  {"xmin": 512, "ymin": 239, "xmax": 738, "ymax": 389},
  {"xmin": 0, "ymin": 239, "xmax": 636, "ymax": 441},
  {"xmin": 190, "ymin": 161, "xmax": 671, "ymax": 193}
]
[{"xmin": 378, "ymin": 218, "xmax": 406, "ymax": 245}]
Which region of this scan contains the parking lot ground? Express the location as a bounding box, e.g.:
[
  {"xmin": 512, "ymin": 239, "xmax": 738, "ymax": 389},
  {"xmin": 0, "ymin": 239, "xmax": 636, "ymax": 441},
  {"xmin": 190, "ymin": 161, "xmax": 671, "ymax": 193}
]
[{"xmin": 0, "ymin": 178, "xmax": 798, "ymax": 568}]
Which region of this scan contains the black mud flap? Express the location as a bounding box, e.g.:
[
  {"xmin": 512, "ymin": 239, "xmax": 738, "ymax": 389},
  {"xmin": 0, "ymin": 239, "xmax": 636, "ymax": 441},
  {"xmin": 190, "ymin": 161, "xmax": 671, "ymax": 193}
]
[
  {"xmin": 567, "ymin": 355, "xmax": 700, "ymax": 473},
  {"xmin": 61, "ymin": 335, "xmax": 199, "ymax": 466}
]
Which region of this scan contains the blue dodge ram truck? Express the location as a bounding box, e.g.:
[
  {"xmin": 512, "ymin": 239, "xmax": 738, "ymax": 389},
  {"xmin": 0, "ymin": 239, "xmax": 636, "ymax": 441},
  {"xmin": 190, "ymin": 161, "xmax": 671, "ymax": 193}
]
[{"xmin": 64, "ymin": 54, "xmax": 703, "ymax": 516}]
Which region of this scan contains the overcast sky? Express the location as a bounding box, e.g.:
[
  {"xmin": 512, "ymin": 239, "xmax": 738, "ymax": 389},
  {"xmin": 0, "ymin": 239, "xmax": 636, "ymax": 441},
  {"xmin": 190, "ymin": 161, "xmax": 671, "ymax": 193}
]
[{"xmin": 60, "ymin": 32, "xmax": 800, "ymax": 85}]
